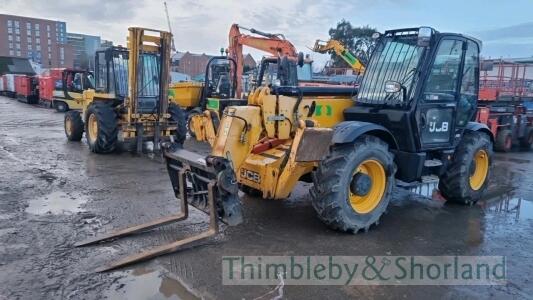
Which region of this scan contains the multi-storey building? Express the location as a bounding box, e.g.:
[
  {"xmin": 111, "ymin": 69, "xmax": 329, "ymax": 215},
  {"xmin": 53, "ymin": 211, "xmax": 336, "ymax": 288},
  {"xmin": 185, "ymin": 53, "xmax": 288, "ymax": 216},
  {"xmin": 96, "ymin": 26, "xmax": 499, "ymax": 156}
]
[
  {"xmin": 0, "ymin": 14, "xmax": 73, "ymax": 68},
  {"xmin": 67, "ymin": 33, "xmax": 101, "ymax": 70}
]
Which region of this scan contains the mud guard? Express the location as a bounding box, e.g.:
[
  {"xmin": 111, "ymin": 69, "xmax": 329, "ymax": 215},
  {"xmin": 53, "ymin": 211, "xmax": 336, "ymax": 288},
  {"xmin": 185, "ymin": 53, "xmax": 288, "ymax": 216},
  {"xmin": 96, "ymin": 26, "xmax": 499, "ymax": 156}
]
[
  {"xmin": 331, "ymin": 121, "xmax": 398, "ymax": 149},
  {"xmin": 466, "ymin": 121, "xmax": 494, "ymax": 142}
]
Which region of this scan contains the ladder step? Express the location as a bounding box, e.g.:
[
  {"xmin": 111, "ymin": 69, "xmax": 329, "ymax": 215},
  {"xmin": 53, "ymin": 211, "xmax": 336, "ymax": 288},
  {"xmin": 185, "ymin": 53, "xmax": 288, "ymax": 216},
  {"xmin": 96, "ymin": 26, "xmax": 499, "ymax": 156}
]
[{"xmin": 424, "ymin": 159, "xmax": 443, "ymax": 167}]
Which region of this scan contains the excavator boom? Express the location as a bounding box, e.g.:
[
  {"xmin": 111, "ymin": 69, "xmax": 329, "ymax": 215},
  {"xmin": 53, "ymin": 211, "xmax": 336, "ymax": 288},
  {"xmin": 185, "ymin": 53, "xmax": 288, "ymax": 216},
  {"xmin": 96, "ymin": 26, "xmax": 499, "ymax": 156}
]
[{"xmin": 313, "ymin": 39, "xmax": 365, "ymax": 74}]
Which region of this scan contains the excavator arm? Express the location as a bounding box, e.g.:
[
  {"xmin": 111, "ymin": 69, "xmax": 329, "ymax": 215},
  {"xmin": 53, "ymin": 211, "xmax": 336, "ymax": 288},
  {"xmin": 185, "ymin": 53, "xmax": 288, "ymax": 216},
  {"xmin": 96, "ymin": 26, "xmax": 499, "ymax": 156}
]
[
  {"xmin": 229, "ymin": 24, "xmax": 298, "ymax": 97},
  {"xmin": 313, "ymin": 39, "xmax": 365, "ymax": 74}
]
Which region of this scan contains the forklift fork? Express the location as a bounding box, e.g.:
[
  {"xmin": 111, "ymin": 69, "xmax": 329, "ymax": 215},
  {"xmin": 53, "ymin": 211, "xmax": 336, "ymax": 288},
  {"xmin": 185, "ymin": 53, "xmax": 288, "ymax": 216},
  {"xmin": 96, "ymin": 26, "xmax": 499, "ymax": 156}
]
[{"xmin": 75, "ymin": 170, "xmax": 220, "ymax": 272}]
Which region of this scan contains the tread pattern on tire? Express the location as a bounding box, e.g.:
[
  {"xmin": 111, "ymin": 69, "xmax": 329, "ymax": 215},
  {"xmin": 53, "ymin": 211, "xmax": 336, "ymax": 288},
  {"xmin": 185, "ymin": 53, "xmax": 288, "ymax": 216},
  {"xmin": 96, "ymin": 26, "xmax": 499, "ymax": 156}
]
[
  {"xmin": 310, "ymin": 135, "xmax": 395, "ymax": 233},
  {"xmin": 64, "ymin": 110, "xmax": 84, "ymax": 141},
  {"xmin": 85, "ymin": 102, "xmax": 118, "ymax": 153},
  {"xmin": 168, "ymin": 104, "xmax": 187, "ymax": 145},
  {"xmin": 439, "ymin": 131, "xmax": 492, "ymax": 205}
]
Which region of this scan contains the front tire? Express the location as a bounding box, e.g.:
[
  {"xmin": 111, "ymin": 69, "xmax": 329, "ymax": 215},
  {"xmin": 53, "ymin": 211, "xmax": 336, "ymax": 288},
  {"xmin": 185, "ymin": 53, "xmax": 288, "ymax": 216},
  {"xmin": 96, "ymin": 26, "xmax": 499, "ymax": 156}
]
[
  {"xmin": 439, "ymin": 131, "xmax": 492, "ymax": 205},
  {"xmin": 85, "ymin": 103, "xmax": 118, "ymax": 153},
  {"xmin": 311, "ymin": 135, "xmax": 395, "ymax": 233},
  {"xmin": 64, "ymin": 110, "xmax": 84, "ymax": 141},
  {"xmin": 168, "ymin": 104, "xmax": 187, "ymax": 145},
  {"xmin": 55, "ymin": 101, "xmax": 68, "ymax": 112}
]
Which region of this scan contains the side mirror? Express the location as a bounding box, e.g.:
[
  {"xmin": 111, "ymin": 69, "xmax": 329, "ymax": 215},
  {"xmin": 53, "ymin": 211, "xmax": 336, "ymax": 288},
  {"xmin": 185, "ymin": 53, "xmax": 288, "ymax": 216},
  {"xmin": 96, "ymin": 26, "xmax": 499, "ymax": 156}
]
[
  {"xmin": 384, "ymin": 81, "xmax": 402, "ymax": 93},
  {"xmin": 385, "ymin": 80, "xmax": 407, "ymax": 102}
]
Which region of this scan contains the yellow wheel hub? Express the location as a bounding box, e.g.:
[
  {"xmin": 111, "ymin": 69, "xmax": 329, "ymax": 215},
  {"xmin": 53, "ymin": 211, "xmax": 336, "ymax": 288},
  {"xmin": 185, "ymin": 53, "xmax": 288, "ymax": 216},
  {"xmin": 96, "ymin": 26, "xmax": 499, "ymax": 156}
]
[
  {"xmin": 65, "ymin": 118, "xmax": 72, "ymax": 136},
  {"xmin": 469, "ymin": 149, "xmax": 488, "ymax": 191},
  {"xmin": 87, "ymin": 114, "xmax": 98, "ymax": 143},
  {"xmin": 349, "ymin": 159, "xmax": 386, "ymax": 214}
]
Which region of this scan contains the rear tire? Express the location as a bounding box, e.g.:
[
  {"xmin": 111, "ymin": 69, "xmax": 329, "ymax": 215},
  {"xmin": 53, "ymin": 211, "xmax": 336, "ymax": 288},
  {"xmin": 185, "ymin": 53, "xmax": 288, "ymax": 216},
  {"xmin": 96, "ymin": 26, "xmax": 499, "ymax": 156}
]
[
  {"xmin": 311, "ymin": 135, "xmax": 395, "ymax": 233},
  {"xmin": 64, "ymin": 110, "xmax": 84, "ymax": 141},
  {"xmin": 520, "ymin": 127, "xmax": 533, "ymax": 150},
  {"xmin": 494, "ymin": 129, "xmax": 512, "ymax": 152},
  {"xmin": 168, "ymin": 104, "xmax": 187, "ymax": 145},
  {"xmin": 85, "ymin": 103, "xmax": 118, "ymax": 153},
  {"xmin": 439, "ymin": 131, "xmax": 492, "ymax": 205}
]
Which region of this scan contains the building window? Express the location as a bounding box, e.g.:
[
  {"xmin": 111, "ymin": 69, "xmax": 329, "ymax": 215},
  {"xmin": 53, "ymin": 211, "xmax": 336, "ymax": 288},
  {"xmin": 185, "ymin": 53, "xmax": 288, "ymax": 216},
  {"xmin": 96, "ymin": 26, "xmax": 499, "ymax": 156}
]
[
  {"xmin": 36, "ymin": 30, "xmax": 40, "ymax": 37},
  {"xmin": 8, "ymin": 34, "xmax": 12, "ymax": 41},
  {"xmin": 60, "ymin": 60, "xmax": 64, "ymax": 66},
  {"xmin": 48, "ymin": 53, "xmax": 51, "ymax": 59},
  {"xmin": 48, "ymin": 46, "xmax": 51, "ymax": 52},
  {"xmin": 36, "ymin": 38, "xmax": 40, "ymax": 45},
  {"xmin": 8, "ymin": 42, "xmax": 13, "ymax": 49},
  {"xmin": 36, "ymin": 45, "xmax": 41, "ymax": 51},
  {"xmin": 26, "ymin": 22, "xmax": 31, "ymax": 29},
  {"xmin": 60, "ymin": 47, "xmax": 65, "ymax": 60},
  {"xmin": 16, "ymin": 50, "xmax": 21, "ymax": 57},
  {"xmin": 14, "ymin": 21, "xmax": 19, "ymax": 28},
  {"xmin": 47, "ymin": 31, "xmax": 50, "ymax": 38},
  {"xmin": 34, "ymin": 23, "xmax": 39, "ymax": 30},
  {"xmin": 27, "ymin": 29, "xmax": 31, "ymax": 36},
  {"xmin": 7, "ymin": 27, "xmax": 12, "ymax": 34},
  {"xmin": 9, "ymin": 50, "xmax": 14, "ymax": 56},
  {"xmin": 16, "ymin": 36, "xmax": 20, "ymax": 42},
  {"xmin": 16, "ymin": 43, "xmax": 20, "ymax": 50},
  {"xmin": 27, "ymin": 37, "xmax": 31, "ymax": 43},
  {"xmin": 7, "ymin": 20, "xmax": 12, "ymax": 27},
  {"xmin": 47, "ymin": 39, "xmax": 51, "ymax": 45},
  {"xmin": 15, "ymin": 28, "xmax": 20, "ymax": 35},
  {"xmin": 46, "ymin": 24, "xmax": 50, "ymax": 32},
  {"xmin": 28, "ymin": 44, "xmax": 32, "ymax": 50}
]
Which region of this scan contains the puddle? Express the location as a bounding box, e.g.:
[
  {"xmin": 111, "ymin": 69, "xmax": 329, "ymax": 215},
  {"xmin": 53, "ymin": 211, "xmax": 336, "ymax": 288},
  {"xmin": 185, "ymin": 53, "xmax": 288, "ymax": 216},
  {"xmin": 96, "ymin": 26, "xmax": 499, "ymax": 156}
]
[
  {"xmin": 25, "ymin": 191, "xmax": 88, "ymax": 215},
  {"xmin": 105, "ymin": 267, "xmax": 199, "ymax": 300},
  {"xmin": 482, "ymin": 196, "xmax": 533, "ymax": 222}
]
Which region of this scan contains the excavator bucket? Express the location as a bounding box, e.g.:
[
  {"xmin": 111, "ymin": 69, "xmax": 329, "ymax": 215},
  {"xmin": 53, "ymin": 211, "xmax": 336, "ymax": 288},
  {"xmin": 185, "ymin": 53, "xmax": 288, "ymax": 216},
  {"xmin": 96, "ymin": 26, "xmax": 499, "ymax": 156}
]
[{"xmin": 75, "ymin": 142, "xmax": 243, "ymax": 272}]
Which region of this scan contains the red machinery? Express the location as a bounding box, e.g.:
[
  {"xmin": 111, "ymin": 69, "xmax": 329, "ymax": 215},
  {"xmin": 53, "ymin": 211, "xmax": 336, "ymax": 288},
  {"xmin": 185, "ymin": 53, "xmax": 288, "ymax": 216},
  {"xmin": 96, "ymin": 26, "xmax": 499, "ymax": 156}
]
[
  {"xmin": 476, "ymin": 60, "xmax": 533, "ymax": 151},
  {"xmin": 15, "ymin": 75, "xmax": 39, "ymax": 104},
  {"xmin": 38, "ymin": 76, "xmax": 54, "ymax": 105}
]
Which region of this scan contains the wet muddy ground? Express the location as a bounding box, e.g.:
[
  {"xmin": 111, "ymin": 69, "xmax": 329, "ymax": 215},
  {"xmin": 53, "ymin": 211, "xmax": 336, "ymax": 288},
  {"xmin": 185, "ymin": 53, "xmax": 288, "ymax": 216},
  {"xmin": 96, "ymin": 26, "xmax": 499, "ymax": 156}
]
[{"xmin": 0, "ymin": 95, "xmax": 532, "ymax": 299}]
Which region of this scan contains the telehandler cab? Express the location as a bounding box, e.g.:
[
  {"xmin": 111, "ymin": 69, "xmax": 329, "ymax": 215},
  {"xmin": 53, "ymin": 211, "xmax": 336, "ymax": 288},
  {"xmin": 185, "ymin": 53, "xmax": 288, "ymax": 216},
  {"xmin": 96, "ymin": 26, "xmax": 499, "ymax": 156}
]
[
  {"xmin": 63, "ymin": 27, "xmax": 185, "ymax": 152},
  {"xmin": 77, "ymin": 27, "xmax": 493, "ymax": 271}
]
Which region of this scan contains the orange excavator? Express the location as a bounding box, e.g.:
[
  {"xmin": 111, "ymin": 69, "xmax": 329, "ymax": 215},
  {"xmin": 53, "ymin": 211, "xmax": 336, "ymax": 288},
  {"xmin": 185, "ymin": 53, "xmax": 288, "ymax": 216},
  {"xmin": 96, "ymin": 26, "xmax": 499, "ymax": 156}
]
[{"xmin": 228, "ymin": 24, "xmax": 302, "ymax": 97}]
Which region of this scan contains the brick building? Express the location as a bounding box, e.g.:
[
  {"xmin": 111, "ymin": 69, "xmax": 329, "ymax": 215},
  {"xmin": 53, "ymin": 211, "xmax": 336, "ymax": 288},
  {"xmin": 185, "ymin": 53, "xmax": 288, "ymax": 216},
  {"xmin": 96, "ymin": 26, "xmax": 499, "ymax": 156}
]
[
  {"xmin": 0, "ymin": 14, "xmax": 73, "ymax": 68},
  {"xmin": 174, "ymin": 51, "xmax": 257, "ymax": 77}
]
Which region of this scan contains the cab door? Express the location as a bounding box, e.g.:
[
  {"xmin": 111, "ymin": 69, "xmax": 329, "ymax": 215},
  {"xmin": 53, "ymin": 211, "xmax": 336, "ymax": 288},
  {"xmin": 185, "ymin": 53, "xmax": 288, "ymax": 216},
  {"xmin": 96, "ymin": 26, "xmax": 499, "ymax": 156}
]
[{"xmin": 417, "ymin": 38, "xmax": 466, "ymax": 150}]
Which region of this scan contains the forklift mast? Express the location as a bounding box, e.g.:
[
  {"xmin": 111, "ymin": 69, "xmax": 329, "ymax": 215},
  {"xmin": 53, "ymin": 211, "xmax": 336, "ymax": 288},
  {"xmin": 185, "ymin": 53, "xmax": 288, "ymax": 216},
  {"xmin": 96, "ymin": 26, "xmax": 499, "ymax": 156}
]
[{"xmin": 126, "ymin": 27, "xmax": 172, "ymax": 119}]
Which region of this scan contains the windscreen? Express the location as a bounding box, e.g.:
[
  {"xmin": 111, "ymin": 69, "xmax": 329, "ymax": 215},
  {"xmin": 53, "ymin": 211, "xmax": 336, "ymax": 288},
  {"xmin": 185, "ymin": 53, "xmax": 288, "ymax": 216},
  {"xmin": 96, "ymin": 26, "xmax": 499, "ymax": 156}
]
[
  {"xmin": 357, "ymin": 37, "xmax": 424, "ymax": 105},
  {"xmin": 136, "ymin": 53, "xmax": 161, "ymax": 113}
]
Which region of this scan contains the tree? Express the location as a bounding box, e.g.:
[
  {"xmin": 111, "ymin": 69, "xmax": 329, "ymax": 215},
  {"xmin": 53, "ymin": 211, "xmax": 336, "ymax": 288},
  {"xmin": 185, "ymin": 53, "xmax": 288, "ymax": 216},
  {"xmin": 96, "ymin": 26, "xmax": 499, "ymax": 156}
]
[{"xmin": 328, "ymin": 20, "xmax": 377, "ymax": 67}]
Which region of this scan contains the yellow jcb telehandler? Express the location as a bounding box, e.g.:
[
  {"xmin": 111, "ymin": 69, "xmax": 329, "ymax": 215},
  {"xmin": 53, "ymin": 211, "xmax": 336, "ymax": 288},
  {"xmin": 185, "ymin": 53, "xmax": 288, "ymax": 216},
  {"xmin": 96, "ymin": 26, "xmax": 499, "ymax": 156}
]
[
  {"xmin": 63, "ymin": 27, "xmax": 186, "ymax": 152},
  {"xmin": 77, "ymin": 27, "xmax": 494, "ymax": 271}
]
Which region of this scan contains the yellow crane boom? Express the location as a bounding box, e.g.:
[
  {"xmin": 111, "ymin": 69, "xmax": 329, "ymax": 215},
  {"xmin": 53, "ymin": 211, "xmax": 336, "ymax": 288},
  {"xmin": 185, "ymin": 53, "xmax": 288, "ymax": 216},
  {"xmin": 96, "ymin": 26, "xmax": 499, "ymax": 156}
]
[{"xmin": 313, "ymin": 39, "xmax": 365, "ymax": 74}]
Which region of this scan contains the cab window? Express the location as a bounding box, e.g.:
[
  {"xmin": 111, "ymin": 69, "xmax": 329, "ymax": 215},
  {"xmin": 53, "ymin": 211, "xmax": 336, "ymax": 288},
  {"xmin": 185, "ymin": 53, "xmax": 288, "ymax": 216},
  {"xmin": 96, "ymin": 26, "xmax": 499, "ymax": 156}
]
[
  {"xmin": 456, "ymin": 40, "xmax": 479, "ymax": 127},
  {"xmin": 424, "ymin": 39, "xmax": 463, "ymax": 101}
]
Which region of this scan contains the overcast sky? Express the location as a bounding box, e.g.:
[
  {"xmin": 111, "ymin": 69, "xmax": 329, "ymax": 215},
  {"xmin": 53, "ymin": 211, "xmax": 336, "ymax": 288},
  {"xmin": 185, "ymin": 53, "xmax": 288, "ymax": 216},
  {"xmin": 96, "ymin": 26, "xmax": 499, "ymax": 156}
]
[{"xmin": 2, "ymin": 0, "xmax": 533, "ymax": 68}]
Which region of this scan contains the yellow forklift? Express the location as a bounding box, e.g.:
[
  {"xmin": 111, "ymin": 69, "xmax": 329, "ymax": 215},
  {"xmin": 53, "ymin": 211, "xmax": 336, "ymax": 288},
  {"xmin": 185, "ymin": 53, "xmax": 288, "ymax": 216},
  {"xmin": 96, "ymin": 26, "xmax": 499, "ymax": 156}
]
[{"xmin": 63, "ymin": 27, "xmax": 186, "ymax": 152}]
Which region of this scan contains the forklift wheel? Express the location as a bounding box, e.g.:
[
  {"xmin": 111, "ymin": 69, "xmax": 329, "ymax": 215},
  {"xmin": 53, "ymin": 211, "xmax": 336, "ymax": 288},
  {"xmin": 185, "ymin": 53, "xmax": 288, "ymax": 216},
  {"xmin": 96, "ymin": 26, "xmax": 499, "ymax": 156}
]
[
  {"xmin": 519, "ymin": 127, "xmax": 533, "ymax": 150},
  {"xmin": 439, "ymin": 131, "xmax": 492, "ymax": 205},
  {"xmin": 55, "ymin": 101, "xmax": 68, "ymax": 112},
  {"xmin": 495, "ymin": 129, "xmax": 512, "ymax": 152},
  {"xmin": 85, "ymin": 103, "xmax": 118, "ymax": 153},
  {"xmin": 64, "ymin": 110, "xmax": 84, "ymax": 141},
  {"xmin": 311, "ymin": 135, "xmax": 395, "ymax": 233}
]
